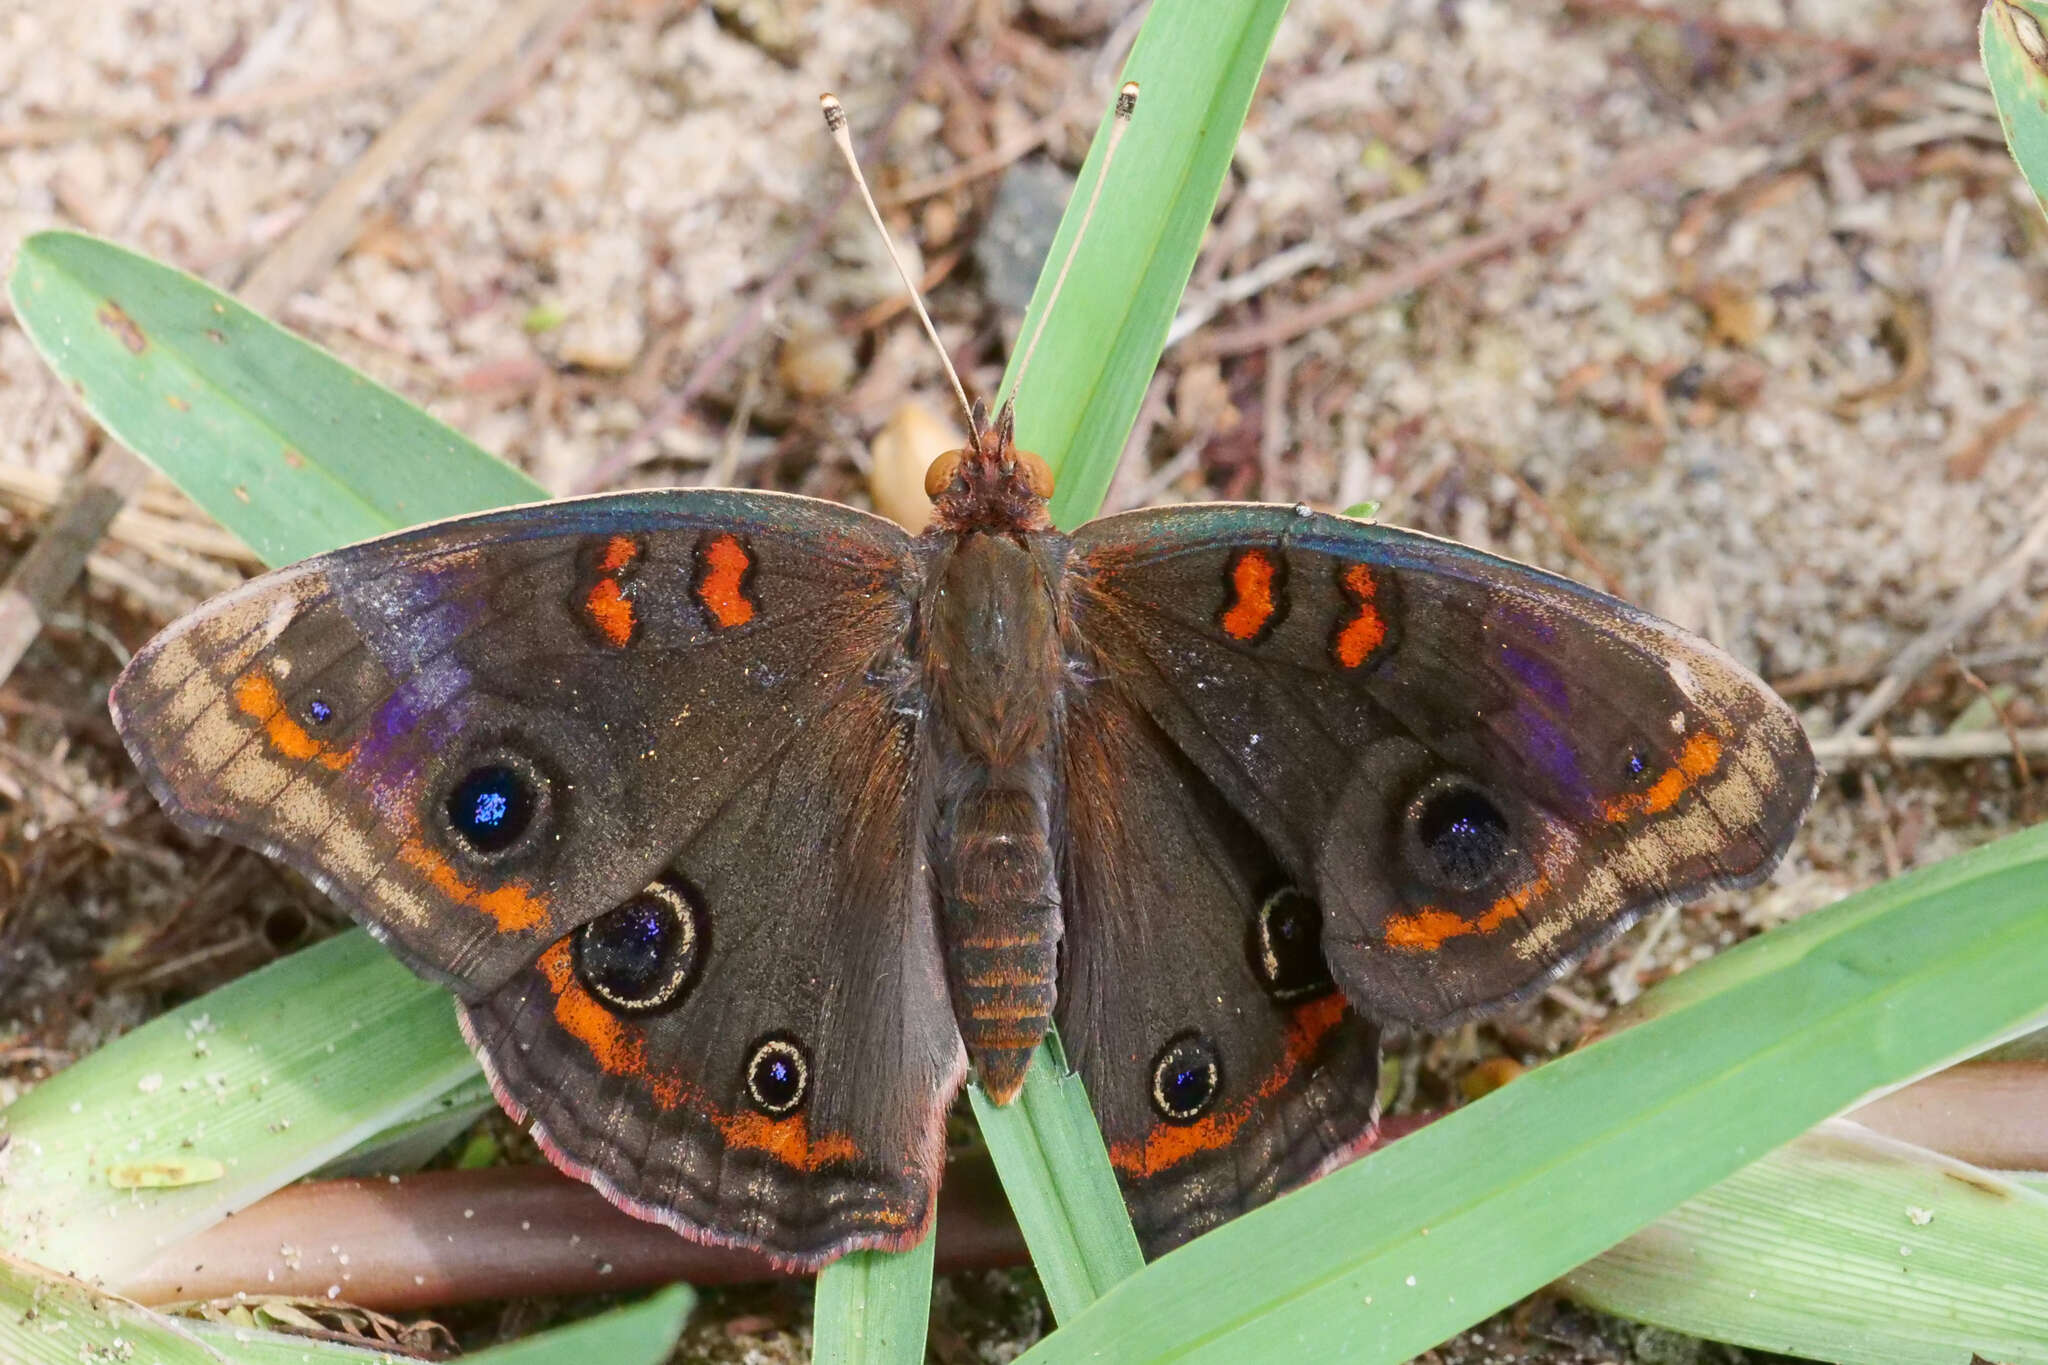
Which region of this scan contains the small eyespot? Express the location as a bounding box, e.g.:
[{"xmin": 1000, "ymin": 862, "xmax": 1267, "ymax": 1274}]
[
  {"xmin": 1625, "ymin": 749, "xmax": 1649, "ymax": 780},
  {"xmin": 924, "ymin": 449, "xmax": 965, "ymax": 498},
  {"xmin": 444, "ymin": 762, "xmax": 541, "ymax": 856},
  {"xmin": 1014, "ymin": 449, "xmax": 1054, "ymax": 498},
  {"xmin": 573, "ymin": 878, "xmax": 705, "ymax": 1013},
  {"xmin": 1149, "ymin": 1033, "xmax": 1221, "ymax": 1124},
  {"xmin": 745, "ymin": 1035, "xmax": 810, "ymax": 1117},
  {"xmin": 1251, "ymin": 888, "xmax": 1334, "ymax": 1002},
  {"xmin": 1408, "ymin": 781, "xmax": 1513, "ymax": 890},
  {"xmin": 305, "ymin": 698, "xmax": 334, "ymax": 726}
]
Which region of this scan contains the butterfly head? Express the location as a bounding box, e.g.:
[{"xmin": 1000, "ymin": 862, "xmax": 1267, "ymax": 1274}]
[{"xmin": 924, "ymin": 398, "xmax": 1054, "ymax": 534}]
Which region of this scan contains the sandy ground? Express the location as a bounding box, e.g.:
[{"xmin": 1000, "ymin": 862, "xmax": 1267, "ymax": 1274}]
[{"xmin": 2, "ymin": 0, "xmax": 2043, "ymax": 1358}]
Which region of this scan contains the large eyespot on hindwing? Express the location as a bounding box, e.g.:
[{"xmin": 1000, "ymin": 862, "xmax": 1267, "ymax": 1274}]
[
  {"xmin": 1402, "ymin": 775, "xmax": 1515, "ymax": 892},
  {"xmin": 744, "ymin": 1034, "xmax": 810, "ymax": 1117},
  {"xmin": 1149, "ymin": 1032, "xmax": 1222, "ymax": 1125},
  {"xmin": 1248, "ymin": 887, "xmax": 1335, "ymax": 1002},
  {"xmin": 439, "ymin": 749, "xmax": 553, "ymax": 862},
  {"xmin": 572, "ymin": 877, "xmax": 706, "ymax": 1014}
]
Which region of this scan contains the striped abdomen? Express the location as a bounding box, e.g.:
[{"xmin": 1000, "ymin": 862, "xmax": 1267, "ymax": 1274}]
[{"xmin": 937, "ymin": 768, "xmax": 1059, "ymax": 1103}]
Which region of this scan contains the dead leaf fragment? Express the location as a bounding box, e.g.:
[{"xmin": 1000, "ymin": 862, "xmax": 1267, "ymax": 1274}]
[
  {"xmin": 108, "ymin": 1156, "xmax": 227, "ymax": 1189},
  {"xmin": 871, "ymin": 401, "xmax": 959, "ymax": 533}
]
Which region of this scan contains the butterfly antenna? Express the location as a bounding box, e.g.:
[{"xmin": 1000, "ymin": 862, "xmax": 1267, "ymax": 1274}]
[
  {"xmin": 1005, "ymin": 81, "xmax": 1140, "ymax": 422},
  {"xmin": 819, "ymin": 93, "xmax": 978, "ymax": 440}
]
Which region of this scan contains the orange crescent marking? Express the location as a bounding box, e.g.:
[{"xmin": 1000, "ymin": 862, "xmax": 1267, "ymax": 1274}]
[
  {"xmin": 583, "ymin": 577, "xmax": 636, "ymax": 648},
  {"xmin": 397, "ymin": 835, "xmax": 549, "ymax": 933},
  {"xmin": 232, "ymin": 673, "xmax": 353, "ymax": 771},
  {"xmin": 1600, "ymin": 729, "xmax": 1723, "ymax": 823},
  {"xmin": 535, "ymin": 942, "xmax": 858, "ymax": 1170},
  {"xmin": 1108, "ymin": 994, "xmax": 1348, "ymax": 1178},
  {"xmin": 1333, "ymin": 564, "xmax": 1387, "ymax": 668},
  {"xmin": 1382, "ymin": 874, "xmax": 1553, "ymax": 954},
  {"xmin": 597, "ymin": 533, "xmax": 640, "ymax": 575},
  {"xmin": 697, "ymin": 534, "xmax": 756, "ymax": 628},
  {"xmin": 1221, "ymin": 550, "xmax": 1279, "ymax": 641}
]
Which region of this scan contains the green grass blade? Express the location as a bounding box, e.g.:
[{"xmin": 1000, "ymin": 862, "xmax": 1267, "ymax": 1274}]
[
  {"xmin": 812, "ymin": 1234, "xmax": 938, "ymax": 1364},
  {"xmin": 0, "ymin": 1250, "xmax": 390, "ymax": 1364},
  {"xmin": 0, "ymin": 931, "xmax": 478, "ymax": 1282},
  {"xmin": 459, "ymin": 1284, "xmax": 695, "ymax": 1365},
  {"xmin": 311, "ymin": 1073, "xmax": 496, "ymax": 1179},
  {"xmin": 996, "ymin": 0, "xmax": 1290, "ymax": 529},
  {"xmin": 968, "ymin": 0, "xmax": 1291, "ymax": 1302},
  {"xmin": 1984, "ymin": 0, "xmax": 2048, "ymax": 219},
  {"xmin": 1560, "ymin": 1121, "xmax": 2048, "ymax": 1365},
  {"xmin": 969, "ymin": 1034, "xmax": 1146, "ymax": 1322},
  {"xmin": 1018, "ymin": 824, "xmax": 2048, "ymax": 1364},
  {"xmin": 6, "ymin": 230, "xmax": 543, "ymax": 564}
]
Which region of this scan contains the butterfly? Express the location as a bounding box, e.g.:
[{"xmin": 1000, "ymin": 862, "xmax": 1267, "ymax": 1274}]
[{"xmin": 106, "ymin": 90, "xmax": 1815, "ymax": 1271}]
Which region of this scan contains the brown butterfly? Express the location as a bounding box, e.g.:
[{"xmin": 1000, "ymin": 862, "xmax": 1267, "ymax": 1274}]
[{"xmin": 107, "ymin": 88, "xmax": 1815, "ymax": 1269}]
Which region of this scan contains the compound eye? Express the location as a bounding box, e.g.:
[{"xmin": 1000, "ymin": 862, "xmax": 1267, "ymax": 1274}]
[
  {"xmin": 924, "ymin": 449, "xmax": 966, "ymax": 498},
  {"xmin": 1014, "ymin": 450, "xmax": 1054, "ymax": 498}
]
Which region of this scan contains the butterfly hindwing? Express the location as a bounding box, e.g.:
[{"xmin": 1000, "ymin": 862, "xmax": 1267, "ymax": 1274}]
[
  {"xmin": 1057, "ymin": 674, "xmax": 1382, "ymax": 1256},
  {"xmin": 111, "ymin": 490, "xmax": 915, "ymax": 992},
  {"xmin": 460, "ymin": 673, "xmax": 964, "ymax": 1266},
  {"xmin": 1068, "ymin": 503, "xmax": 1815, "ymax": 1029}
]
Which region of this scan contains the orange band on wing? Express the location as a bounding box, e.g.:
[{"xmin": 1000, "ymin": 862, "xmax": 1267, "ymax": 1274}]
[
  {"xmin": 233, "ymin": 673, "xmax": 353, "ymax": 771},
  {"xmin": 535, "ymin": 943, "xmax": 857, "ymax": 1170},
  {"xmin": 597, "ymin": 533, "xmax": 640, "ymax": 575},
  {"xmin": 1600, "ymin": 730, "xmax": 1722, "ymax": 823},
  {"xmin": 577, "ymin": 535, "xmax": 642, "ymax": 649},
  {"xmin": 697, "ymin": 534, "xmax": 756, "ymax": 628},
  {"xmin": 583, "ymin": 578, "xmax": 636, "ymax": 648},
  {"xmin": 1109, "ymin": 995, "xmax": 1347, "ymax": 1178},
  {"xmin": 397, "ymin": 834, "xmax": 549, "ymax": 933},
  {"xmin": 1383, "ymin": 873, "xmax": 1552, "ymax": 953},
  {"xmin": 1220, "ymin": 550, "xmax": 1279, "ymax": 641},
  {"xmin": 1332, "ymin": 564, "xmax": 1387, "ymax": 668}
]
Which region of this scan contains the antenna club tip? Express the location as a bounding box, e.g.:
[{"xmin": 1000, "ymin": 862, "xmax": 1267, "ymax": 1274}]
[
  {"xmin": 818, "ymin": 92, "xmax": 846, "ymax": 129},
  {"xmin": 1116, "ymin": 81, "xmax": 1139, "ymax": 116}
]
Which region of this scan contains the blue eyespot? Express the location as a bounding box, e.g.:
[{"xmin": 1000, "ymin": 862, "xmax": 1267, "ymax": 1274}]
[
  {"xmin": 305, "ymin": 698, "xmax": 334, "ymax": 726},
  {"xmin": 1150, "ymin": 1033, "xmax": 1220, "ymax": 1123},
  {"xmin": 574, "ymin": 880, "xmax": 704, "ymax": 1012},
  {"xmin": 1252, "ymin": 888, "xmax": 1333, "ymax": 1002},
  {"xmin": 1626, "ymin": 750, "xmax": 1648, "ymax": 778},
  {"xmin": 445, "ymin": 764, "xmax": 534, "ymax": 854},
  {"xmin": 745, "ymin": 1036, "xmax": 810, "ymax": 1117},
  {"xmin": 1412, "ymin": 783, "xmax": 1511, "ymax": 889}
]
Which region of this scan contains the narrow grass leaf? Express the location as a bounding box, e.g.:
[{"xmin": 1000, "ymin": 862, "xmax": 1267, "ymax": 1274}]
[
  {"xmin": 310, "ymin": 1073, "xmax": 497, "ymax": 1179},
  {"xmin": 996, "ymin": 0, "xmax": 1290, "ymax": 528},
  {"xmin": 456, "ymin": 1284, "xmax": 695, "ymax": 1365},
  {"xmin": 0, "ymin": 1252, "xmax": 389, "ymax": 1364},
  {"xmin": 967, "ymin": 0, "xmax": 1295, "ymax": 1296},
  {"xmin": 1984, "ymin": 0, "xmax": 2048, "ymax": 218},
  {"xmin": 971, "ymin": 1033, "xmax": 1145, "ymax": 1322},
  {"xmin": 1019, "ymin": 824, "xmax": 2048, "ymax": 1363},
  {"xmin": 813, "ymin": 1233, "xmax": 939, "ymax": 1365},
  {"xmin": 6, "ymin": 230, "xmax": 543, "ymax": 565},
  {"xmin": 0, "ymin": 932, "xmax": 478, "ymax": 1282},
  {"xmin": 1560, "ymin": 1120, "xmax": 2048, "ymax": 1365}
]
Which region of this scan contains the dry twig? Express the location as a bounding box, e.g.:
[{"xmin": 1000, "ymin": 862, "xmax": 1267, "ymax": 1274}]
[
  {"xmin": 574, "ymin": 0, "xmax": 970, "ymax": 494},
  {"xmin": 1187, "ymin": 60, "xmax": 1862, "ymax": 359},
  {"xmin": 0, "ymin": 0, "xmax": 593, "ymax": 688},
  {"xmin": 1561, "ymin": 0, "xmax": 1974, "ymax": 67},
  {"xmin": 1834, "ymin": 480, "xmax": 2048, "ymax": 739}
]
